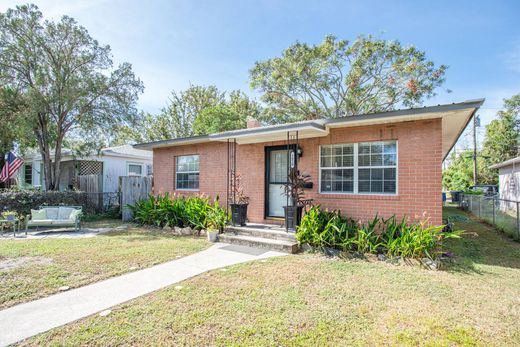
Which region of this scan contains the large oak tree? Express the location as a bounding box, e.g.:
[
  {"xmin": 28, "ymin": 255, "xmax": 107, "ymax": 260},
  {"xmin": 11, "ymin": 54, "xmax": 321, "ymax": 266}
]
[
  {"xmin": 250, "ymin": 35, "xmax": 448, "ymax": 123},
  {"xmin": 0, "ymin": 4, "xmax": 143, "ymax": 190}
]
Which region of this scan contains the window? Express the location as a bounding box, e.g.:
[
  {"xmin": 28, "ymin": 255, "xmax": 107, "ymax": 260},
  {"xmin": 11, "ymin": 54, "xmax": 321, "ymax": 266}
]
[
  {"xmin": 176, "ymin": 155, "xmax": 199, "ymax": 190},
  {"xmin": 358, "ymin": 141, "xmax": 397, "ymax": 193},
  {"xmin": 320, "ymin": 144, "xmax": 354, "ymax": 193},
  {"xmin": 320, "ymin": 141, "xmax": 397, "ymax": 194},
  {"xmin": 128, "ymin": 163, "xmax": 143, "ymax": 176},
  {"xmin": 24, "ymin": 164, "xmax": 32, "ymax": 185}
]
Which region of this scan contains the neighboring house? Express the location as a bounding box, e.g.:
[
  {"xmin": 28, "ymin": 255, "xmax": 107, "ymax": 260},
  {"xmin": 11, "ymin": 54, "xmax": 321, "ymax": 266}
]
[
  {"xmin": 490, "ymin": 156, "xmax": 520, "ymax": 202},
  {"xmin": 135, "ymin": 99, "xmax": 484, "ymax": 226},
  {"xmin": 18, "ymin": 145, "xmax": 152, "ymax": 193}
]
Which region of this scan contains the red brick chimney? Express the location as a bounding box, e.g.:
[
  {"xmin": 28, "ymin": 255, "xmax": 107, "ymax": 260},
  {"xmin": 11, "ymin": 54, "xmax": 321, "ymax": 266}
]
[{"xmin": 247, "ymin": 118, "xmax": 261, "ymax": 129}]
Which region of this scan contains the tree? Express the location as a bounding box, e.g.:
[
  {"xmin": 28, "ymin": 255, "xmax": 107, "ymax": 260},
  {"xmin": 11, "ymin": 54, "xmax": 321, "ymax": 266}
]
[
  {"xmin": 442, "ymin": 151, "xmax": 477, "ymax": 191},
  {"xmin": 227, "ymin": 90, "xmax": 261, "ymax": 121},
  {"xmin": 0, "ymin": 88, "xmax": 27, "ymax": 153},
  {"xmin": 192, "ymin": 91, "xmax": 261, "ymax": 135},
  {"xmin": 112, "ymin": 87, "xmax": 261, "ymax": 143},
  {"xmin": 110, "ymin": 112, "xmax": 170, "ymax": 145},
  {"xmin": 193, "ymin": 105, "xmax": 245, "ymax": 135},
  {"xmin": 0, "ymin": 4, "xmax": 143, "ymax": 190},
  {"xmin": 159, "ymin": 85, "xmax": 225, "ymax": 138},
  {"xmin": 250, "ymin": 35, "xmax": 447, "ymax": 123},
  {"xmin": 0, "ymin": 87, "xmax": 33, "ymax": 187},
  {"xmin": 479, "ymin": 94, "xmax": 520, "ymax": 184}
]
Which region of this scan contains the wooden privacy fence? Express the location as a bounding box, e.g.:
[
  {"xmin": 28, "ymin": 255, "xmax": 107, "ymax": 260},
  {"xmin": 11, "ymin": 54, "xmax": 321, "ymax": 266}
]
[
  {"xmin": 120, "ymin": 176, "xmax": 152, "ymax": 222},
  {"xmin": 78, "ymin": 174, "xmax": 103, "ymax": 211}
]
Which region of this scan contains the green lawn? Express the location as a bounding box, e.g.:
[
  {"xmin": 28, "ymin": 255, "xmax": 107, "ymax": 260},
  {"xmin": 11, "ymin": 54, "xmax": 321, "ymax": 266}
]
[
  {"xmin": 0, "ymin": 220, "xmax": 209, "ymax": 309},
  {"xmin": 19, "ymin": 207, "xmax": 520, "ymax": 346}
]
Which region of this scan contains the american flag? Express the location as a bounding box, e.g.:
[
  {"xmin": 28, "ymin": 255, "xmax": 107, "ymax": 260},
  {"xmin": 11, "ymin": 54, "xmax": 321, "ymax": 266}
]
[{"xmin": 0, "ymin": 152, "xmax": 24, "ymax": 182}]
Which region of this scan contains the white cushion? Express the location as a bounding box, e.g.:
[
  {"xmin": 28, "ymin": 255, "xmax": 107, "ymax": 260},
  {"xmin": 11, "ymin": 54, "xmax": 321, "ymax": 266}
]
[
  {"xmin": 31, "ymin": 209, "xmax": 47, "ymax": 221},
  {"xmin": 51, "ymin": 220, "xmax": 75, "ymax": 225},
  {"xmin": 68, "ymin": 209, "xmax": 81, "ymax": 221},
  {"xmin": 28, "ymin": 219, "xmax": 54, "ymax": 225},
  {"xmin": 58, "ymin": 207, "xmax": 75, "ymax": 220},
  {"xmin": 44, "ymin": 208, "xmax": 59, "ymax": 220}
]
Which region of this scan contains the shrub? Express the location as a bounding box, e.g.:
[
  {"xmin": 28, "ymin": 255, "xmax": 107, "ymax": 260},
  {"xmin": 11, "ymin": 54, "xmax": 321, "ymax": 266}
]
[
  {"xmin": 462, "ymin": 190, "xmax": 484, "ymax": 196},
  {"xmin": 207, "ymin": 197, "xmax": 229, "ymax": 232},
  {"xmin": 0, "ymin": 190, "xmax": 95, "ymax": 216},
  {"xmin": 297, "ymin": 205, "xmax": 461, "ymax": 260},
  {"xmin": 129, "ymin": 193, "xmax": 229, "ymax": 231}
]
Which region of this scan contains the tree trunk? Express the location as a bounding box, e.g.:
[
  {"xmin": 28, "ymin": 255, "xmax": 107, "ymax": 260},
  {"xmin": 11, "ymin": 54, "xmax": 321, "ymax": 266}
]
[
  {"xmin": 34, "ymin": 112, "xmax": 56, "ymax": 190},
  {"xmin": 52, "ymin": 134, "xmax": 65, "ymax": 191},
  {"xmin": 0, "ymin": 151, "xmax": 5, "ymax": 189}
]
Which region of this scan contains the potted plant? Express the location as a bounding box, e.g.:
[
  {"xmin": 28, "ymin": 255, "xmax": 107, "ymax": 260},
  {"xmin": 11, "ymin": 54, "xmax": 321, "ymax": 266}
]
[
  {"xmin": 282, "ymin": 169, "xmax": 312, "ymax": 230},
  {"xmin": 229, "ymin": 172, "xmax": 249, "ymax": 226},
  {"xmin": 2, "ymin": 211, "xmax": 17, "ymax": 221},
  {"xmin": 206, "ymin": 196, "xmax": 229, "ymax": 242},
  {"xmin": 207, "ymin": 226, "xmax": 219, "ymax": 242}
]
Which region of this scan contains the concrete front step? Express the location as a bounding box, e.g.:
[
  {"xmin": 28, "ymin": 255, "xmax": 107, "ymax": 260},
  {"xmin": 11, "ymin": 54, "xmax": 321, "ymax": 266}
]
[
  {"xmin": 218, "ymin": 233, "xmax": 299, "ymax": 254},
  {"xmin": 225, "ymin": 225, "xmax": 296, "ymax": 242}
]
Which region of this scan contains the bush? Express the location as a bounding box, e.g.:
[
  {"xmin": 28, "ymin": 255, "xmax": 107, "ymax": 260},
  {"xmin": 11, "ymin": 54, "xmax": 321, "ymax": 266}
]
[
  {"xmin": 129, "ymin": 193, "xmax": 229, "ymax": 231},
  {"xmin": 207, "ymin": 197, "xmax": 228, "ymax": 232},
  {"xmin": 462, "ymin": 190, "xmax": 484, "ymax": 196},
  {"xmin": 0, "ymin": 190, "xmax": 95, "ymax": 217},
  {"xmin": 297, "ymin": 206, "xmax": 461, "ymax": 260}
]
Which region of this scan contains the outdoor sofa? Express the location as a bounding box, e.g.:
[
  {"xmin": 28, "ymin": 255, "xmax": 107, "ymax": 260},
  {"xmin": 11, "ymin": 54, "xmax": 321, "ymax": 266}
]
[{"xmin": 26, "ymin": 206, "xmax": 83, "ymax": 232}]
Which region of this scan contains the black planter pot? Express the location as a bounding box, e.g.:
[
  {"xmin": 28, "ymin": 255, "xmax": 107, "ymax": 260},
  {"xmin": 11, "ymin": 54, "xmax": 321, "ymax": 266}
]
[
  {"xmin": 230, "ymin": 203, "xmax": 248, "ymax": 226},
  {"xmin": 283, "ymin": 205, "xmax": 303, "ymax": 231}
]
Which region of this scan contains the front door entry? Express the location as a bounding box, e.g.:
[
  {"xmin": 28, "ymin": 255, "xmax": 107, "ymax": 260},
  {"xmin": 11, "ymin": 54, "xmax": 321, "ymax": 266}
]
[{"xmin": 265, "ymin": 145, "xmax": 296, "ymax": 218}]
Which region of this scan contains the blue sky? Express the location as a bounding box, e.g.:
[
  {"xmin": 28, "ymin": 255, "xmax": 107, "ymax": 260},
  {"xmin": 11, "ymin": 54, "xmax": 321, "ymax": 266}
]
[{"xmin": 3, "ymin": 0, "xmax": 520, "ymax": 135}]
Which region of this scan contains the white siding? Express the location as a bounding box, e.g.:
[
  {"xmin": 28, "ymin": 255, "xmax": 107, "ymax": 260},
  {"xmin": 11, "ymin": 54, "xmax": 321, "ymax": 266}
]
[
  {"xmin": 498, "ymin": 165, "xmax": 520, "ymax": 202},
  {"xmin": 102, "ymin": 157, "xmax": 152, "ymax": 193},
  {"xmin": 18, "ymin": 156, "xmax": 152, "ymax": 193},
  {"xmin": 16, "ymin": 159, "xmax": 42, "ymax": 188}
]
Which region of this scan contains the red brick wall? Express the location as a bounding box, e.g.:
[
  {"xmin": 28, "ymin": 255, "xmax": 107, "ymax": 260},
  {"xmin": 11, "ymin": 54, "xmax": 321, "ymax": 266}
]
[{"xmin": 153, "ymin": 118, "xmax": 443, "ymax": 225}]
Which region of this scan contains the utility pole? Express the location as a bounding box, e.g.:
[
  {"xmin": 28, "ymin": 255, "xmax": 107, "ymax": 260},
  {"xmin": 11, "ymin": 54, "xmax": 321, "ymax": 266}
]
[{"xmin": 472, "ymin": 114, "xmax": 480, "ymax": 186}]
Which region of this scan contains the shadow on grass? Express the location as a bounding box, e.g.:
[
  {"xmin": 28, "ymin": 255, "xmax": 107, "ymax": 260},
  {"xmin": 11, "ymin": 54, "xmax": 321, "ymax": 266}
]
[
  {"xmin": 99, "ymin": 228, "xmax": 204, "ymax": 242},
  {"xmin": 442, "ymin": 206, "xmax": 520, "ymax": 274}
]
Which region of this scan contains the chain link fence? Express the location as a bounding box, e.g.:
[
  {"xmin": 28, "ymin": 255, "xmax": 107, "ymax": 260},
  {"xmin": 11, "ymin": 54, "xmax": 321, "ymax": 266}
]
[{"xmin": 459, "ymin": 193, "xmax": 520, "ymax": 240}]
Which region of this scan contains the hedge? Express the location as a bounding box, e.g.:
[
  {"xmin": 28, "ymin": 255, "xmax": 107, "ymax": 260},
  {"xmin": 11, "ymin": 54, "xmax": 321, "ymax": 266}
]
[{"xmin": 0, "ymin": 191, "xmax": 96, "ymax": 216}]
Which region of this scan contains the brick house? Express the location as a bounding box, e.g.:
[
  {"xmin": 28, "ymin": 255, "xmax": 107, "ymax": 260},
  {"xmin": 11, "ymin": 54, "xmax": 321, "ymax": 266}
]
[{"xmin": 136, "ymin": 100, "xmax": 483, "ymax": 227}]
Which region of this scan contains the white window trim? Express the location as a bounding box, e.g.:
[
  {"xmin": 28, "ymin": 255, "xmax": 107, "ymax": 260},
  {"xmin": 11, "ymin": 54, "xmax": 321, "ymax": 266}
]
[
  {"xmin": 318, "ymin": 141, "xmax": 398, "ymax": 196},
  {"xmin": 126, "ymin": 162, "xmax": 144, "ymax": 176},
  {"xmin": 175, "ymin": 155, "xmax": 200, "ymax": 191},
  {"xmin": 24, "ymin": 163, "xmax": 33, "ymax": 185}
]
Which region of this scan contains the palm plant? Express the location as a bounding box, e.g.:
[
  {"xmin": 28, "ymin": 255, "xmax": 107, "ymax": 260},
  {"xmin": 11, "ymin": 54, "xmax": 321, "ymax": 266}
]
[
  {"xmin": 282, "ymin": 169, "xmax": 311, "ymax": 206},
  {"xmin": 296, "ymin": 205, "xmax": 463, "ymax": 261}
]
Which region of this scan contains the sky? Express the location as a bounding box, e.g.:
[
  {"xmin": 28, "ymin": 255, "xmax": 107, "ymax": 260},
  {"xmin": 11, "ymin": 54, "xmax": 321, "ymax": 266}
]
[{"xmin": 2, "ymin": 0, "xmax": 520, "ymax": 142}]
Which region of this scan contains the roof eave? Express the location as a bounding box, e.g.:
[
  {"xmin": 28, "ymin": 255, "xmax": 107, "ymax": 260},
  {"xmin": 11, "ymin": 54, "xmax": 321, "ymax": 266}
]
[
  {"xmin": 133, "ymin": 135, "xmax": 212, "ymax": 150},
  {"xmin": 489, "ymin": 156, "xmax": 520, "ymax": 170},
  {"xmin": 325, "ymin": 99, "xmax": 485, "ymax": 128},
  {"xmin": 133, "ymin": 99, "xmax": 485, "ymax": 152}
]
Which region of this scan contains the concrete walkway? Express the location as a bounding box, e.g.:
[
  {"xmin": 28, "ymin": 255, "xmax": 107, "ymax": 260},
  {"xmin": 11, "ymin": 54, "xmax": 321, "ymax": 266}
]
[
  {"xmin": 0, "ymin": 243, "xmax": 286, "ymax": 346},
  {"xmin": 0, "ymin": 225, "xmax": 129, "ymax": 240}
]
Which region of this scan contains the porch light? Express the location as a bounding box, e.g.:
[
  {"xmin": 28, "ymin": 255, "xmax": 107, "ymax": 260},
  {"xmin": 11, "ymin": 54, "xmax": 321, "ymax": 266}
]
[{"xmin": 297, "ymin": 147, "xmax": 303, "ymax": 157}]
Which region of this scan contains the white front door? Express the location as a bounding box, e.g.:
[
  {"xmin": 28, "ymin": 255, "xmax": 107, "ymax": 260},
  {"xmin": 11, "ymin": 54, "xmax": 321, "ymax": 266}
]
[{"xmin": 266, "ymin": 146, "xmax": 294, "ymax": 217}]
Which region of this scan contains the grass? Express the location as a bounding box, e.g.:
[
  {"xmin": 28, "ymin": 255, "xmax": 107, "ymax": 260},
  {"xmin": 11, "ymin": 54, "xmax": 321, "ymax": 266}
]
[
  {"xmin": 17, "ymin": 207, "xmax": 520, "ymax": 346},
  {"xmin": 0, "ymin": 219, "xmax": 209, "ymax": 309}
]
